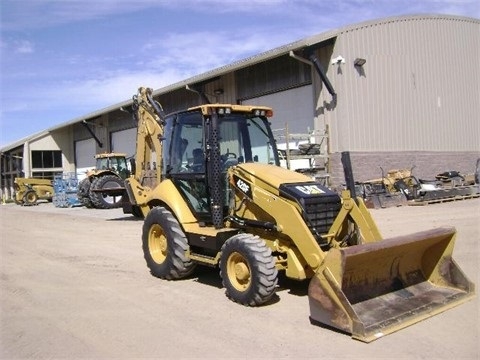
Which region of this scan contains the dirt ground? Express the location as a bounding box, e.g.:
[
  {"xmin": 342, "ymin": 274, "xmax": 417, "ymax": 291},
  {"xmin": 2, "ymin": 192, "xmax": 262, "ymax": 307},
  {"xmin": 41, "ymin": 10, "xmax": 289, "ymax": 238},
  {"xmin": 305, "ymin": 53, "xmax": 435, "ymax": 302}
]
[{"xmin": 1, "ymin": 198, "xmax": 479, "ymax": 359}]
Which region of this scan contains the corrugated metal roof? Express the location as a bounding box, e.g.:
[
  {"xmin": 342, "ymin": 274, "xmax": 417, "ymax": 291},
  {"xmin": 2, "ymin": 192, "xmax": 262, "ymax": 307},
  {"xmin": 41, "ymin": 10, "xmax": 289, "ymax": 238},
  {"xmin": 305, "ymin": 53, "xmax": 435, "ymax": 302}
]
[{"xmin": 2, "ymin": 14, "xmax": 477, "ymax": 152}]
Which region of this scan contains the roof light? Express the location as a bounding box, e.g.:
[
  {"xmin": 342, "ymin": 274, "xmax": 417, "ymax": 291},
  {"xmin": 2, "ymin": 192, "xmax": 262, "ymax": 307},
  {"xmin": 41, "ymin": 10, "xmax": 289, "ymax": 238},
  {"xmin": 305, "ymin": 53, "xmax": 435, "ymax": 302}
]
[
  {"xmin": 217, "ymin": 107, "xmax": 231, "ymax": 115},
  {"xmin": 253, "ymin": 109, "xmax": 273, "ymax": 117}
]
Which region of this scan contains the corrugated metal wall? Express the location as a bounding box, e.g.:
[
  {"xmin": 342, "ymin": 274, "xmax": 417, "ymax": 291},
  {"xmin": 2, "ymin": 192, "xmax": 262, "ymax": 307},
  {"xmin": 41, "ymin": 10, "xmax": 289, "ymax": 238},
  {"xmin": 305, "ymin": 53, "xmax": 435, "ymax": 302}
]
[{"xmin": 326, "ymin": 16, "xmax": 480, "ymax": 153}]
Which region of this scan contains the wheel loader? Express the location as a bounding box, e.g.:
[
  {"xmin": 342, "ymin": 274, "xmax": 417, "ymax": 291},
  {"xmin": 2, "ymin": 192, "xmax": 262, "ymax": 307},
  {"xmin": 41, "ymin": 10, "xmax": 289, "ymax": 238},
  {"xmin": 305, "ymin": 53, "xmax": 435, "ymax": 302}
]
[
  {"xmin": 14, "ymin": 177, "xmax": 54, "ymax": 205},
  {"xmin": 77, "ymin": 152, "xmax": 129, "ymax": 209},
  {"xmin": 124, "ymin": 87, "xmax": 474, "ymax": 342}
]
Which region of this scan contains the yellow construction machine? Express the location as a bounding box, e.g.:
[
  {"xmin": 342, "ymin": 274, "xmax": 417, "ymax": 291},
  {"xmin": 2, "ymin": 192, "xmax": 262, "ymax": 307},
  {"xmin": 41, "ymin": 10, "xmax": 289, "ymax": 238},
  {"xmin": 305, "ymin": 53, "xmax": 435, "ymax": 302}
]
[
  {"xmin": 124, "ymin": 87, "xmax": 474, "ymax": 342},
  {"xmin": 77, "ymin": 152, "xmax": 129, "ymax": 209},
  {"xmin": 14, "ymin": 177, "xmax": 54, "ymax": 205}
]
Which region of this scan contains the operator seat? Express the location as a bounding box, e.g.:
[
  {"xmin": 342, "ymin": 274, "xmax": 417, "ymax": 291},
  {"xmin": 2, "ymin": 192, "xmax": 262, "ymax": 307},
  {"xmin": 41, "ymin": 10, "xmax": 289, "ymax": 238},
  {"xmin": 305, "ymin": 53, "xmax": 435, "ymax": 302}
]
[{"xmin": 191, "ymin": 148, "xmax": 204, "ymax": 172}]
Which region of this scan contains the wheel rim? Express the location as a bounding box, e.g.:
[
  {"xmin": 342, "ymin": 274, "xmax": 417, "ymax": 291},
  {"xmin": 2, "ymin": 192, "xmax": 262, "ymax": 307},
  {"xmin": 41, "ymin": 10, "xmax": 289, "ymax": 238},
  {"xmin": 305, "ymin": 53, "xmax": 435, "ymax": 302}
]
[
  {"xmin": 148, "ymin": 224, "xmax": 168, "ymax": 264},
  {"xmin": 102, "ymin": 180, "xmax": 122, "ymax": 204},
  {"xmin": 102, "ymin": 194, "xmax": 120, "ymax": 204},
  {"xmin": 226, "ymin": 251, "xmax": 251, "ymax": 291}
]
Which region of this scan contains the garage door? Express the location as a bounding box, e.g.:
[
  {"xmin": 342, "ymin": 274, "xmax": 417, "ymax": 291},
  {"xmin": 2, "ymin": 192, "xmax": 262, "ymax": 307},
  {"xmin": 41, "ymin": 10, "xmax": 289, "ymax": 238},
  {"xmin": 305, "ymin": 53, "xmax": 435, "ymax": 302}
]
[
  {"xmin": 75, "ymin": 138, "xmax": 96, "ymax": 180},
  {"xmin": 111, "ymin": 128, "xmax": 137, "ymax": 158},
  {"xmin": 241, "ymin": 85, "xmax": 314, "ymax": 138}
]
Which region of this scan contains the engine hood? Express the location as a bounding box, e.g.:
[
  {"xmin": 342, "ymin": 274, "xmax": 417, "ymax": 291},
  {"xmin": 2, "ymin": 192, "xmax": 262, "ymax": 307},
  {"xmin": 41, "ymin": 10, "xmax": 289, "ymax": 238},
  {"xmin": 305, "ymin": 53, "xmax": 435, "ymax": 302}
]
[{"xmin": 233, "ymin": 162, "xmax": 316, "ymax": 188}]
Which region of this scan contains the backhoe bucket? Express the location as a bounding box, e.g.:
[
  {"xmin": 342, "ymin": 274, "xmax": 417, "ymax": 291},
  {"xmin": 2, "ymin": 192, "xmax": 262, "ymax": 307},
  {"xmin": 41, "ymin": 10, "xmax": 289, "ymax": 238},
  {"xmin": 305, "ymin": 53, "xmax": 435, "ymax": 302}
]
[{"xmin": 308, "ymin": 227, "xmax": 474, "ymax": 342}]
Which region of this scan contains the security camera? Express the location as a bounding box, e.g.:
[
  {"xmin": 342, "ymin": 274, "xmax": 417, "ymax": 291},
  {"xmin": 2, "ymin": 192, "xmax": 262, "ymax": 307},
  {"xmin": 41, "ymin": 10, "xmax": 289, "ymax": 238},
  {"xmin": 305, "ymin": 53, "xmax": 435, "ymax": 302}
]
[{"xmin": 331, "ymin": 56, "xmax": 345, "ymax": 65}]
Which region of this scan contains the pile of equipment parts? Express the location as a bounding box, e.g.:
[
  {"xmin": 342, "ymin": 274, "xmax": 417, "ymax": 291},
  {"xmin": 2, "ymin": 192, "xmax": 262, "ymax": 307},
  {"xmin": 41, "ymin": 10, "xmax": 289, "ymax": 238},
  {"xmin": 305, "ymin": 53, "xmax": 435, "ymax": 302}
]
[{"xmin": 357, "ymin": 163, "xmax": 480, "ymax": 209}]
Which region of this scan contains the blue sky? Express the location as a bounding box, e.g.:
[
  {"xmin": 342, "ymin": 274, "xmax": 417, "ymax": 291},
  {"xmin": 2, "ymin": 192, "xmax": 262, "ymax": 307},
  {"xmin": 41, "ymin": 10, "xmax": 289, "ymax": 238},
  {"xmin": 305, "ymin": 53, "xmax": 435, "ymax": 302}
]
[{"xmin": 1, "ymin": 0, "xmax": 478, "ymax": 147}]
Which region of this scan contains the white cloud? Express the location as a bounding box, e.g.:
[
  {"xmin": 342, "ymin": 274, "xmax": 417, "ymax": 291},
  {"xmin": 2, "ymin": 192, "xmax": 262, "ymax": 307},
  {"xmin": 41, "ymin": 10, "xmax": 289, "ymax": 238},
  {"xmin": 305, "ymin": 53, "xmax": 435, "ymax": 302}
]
[
  {"xmin": 63, "ymin": 69, "xmax": 189, "ymax": 108},
  {"xmin": 14, "ymin": 40, "xmax": 34, "ymax": 54},
  {"xmin": 141, "ymin": 29, "xmax": 301, "ymax": 75},
  {"xmin": 1, "ymin": 0, "xmax": 286, "ymax": 31},
  {"xmin": 0, "ymin": 27, "xmax": 274, "ymax": 125},
  {"xmin": 1, "ymin": 68, "xmax": 189, "ymax": 120},
  {"xmin": 15, "ymin": 30, "xmax": 273, "ymax": 113},
  {"xmin": 2, "ymin": 0, "xmax": 477, "ymax": 32}
]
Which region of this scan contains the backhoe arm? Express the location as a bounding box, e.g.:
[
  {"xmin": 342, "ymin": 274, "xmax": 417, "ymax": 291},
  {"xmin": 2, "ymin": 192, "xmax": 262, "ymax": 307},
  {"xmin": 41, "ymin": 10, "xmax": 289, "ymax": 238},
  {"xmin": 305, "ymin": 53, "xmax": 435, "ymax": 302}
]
[
  {"xmin": 131, "ymin": 87, "xmax": 164, "ymax": 182},
  {"xmin": 124, "ymin": 87, "xmax": 165, "ymax": 215}
]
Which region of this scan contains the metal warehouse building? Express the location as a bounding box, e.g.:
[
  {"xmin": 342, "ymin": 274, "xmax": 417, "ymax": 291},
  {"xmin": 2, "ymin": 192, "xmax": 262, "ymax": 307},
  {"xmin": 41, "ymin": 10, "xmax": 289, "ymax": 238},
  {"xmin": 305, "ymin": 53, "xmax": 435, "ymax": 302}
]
[{"xmin": 1, "ymin": 14, "xmax": 479, "ymax": 199}]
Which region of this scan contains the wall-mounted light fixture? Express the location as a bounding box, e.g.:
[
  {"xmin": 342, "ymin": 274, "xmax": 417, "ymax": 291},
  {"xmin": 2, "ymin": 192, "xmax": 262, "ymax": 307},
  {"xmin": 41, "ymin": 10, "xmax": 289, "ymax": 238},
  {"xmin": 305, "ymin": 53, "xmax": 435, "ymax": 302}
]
[
  {"xmin": 214, "ymin": 88, "xmax": 224, "ymax": 96},
  {"xmin": 331, "ymin": 55, "xmax": 345, "ymax": 65},
  {"xmin": 354, "ymin": 58, "xmax": 366, "ymax": 67}
]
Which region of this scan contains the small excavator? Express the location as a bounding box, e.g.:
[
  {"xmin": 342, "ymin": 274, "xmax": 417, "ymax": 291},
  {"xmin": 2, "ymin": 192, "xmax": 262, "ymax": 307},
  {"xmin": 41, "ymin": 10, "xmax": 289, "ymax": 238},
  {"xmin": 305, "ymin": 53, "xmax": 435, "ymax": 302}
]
[{"xmin": 123, "ymin": 87, "xmax": 474, "ymax": 342}]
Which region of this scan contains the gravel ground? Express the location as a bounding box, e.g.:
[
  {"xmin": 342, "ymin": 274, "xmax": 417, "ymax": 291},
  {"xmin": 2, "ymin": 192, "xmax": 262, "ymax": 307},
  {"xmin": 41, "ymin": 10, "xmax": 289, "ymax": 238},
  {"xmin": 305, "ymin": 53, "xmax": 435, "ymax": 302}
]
[{"xmin": 1, "ymin": 198, "xmax": 479, "ymax": 359}]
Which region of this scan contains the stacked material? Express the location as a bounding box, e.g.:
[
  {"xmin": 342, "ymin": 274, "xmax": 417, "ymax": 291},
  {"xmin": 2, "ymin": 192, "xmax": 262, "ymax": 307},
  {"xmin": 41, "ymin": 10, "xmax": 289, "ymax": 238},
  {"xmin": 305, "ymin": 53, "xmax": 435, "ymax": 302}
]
[{"xmin": 53, "ymin": 173, "xmax": 82, "ymax": 208}]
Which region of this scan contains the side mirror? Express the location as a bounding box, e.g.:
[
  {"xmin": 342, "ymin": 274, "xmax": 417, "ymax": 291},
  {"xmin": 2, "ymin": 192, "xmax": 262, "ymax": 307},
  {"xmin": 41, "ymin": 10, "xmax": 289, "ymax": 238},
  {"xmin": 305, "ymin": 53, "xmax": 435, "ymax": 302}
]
[{"xmin": 129, "ymin": 158, "xmax": 136, "ymax": 175}]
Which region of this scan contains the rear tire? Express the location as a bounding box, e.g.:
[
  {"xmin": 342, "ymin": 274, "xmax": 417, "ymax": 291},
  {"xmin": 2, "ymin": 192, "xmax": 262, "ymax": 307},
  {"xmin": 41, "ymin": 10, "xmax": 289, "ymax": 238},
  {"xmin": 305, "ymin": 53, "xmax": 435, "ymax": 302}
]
[
  {"xmin": 220, "ymin": 233, "xmax": 277, "ymax": 306},
  {"xmin": 142, "ymin": 207, "xmax": 196, "ymax": 279},
  {"xmin": 89, "ymin": 175, "xmax": 125, "ymax": 209}
]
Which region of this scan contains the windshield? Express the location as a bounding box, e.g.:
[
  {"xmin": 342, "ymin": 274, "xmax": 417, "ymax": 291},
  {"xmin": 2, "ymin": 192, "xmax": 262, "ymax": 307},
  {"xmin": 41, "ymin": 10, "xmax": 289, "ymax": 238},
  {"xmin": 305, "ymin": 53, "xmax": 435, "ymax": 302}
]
[
  {"xmin": 217, "ymin": 115, "xmax": 278, "ymax": 166},
  {"xmin": 96, "ymin": 156, "xmax": 129, "ymax": 178}
]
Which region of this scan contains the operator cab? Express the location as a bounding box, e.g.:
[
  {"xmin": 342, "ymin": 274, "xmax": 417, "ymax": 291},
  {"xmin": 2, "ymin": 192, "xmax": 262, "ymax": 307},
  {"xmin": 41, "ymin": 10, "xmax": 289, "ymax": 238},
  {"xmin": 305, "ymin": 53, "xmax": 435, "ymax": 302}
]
[
  {"xmin": 162, "ymin": 105, "xmax": 279, "ymax": 224},
  {"xmin": 95, "ymin": 154, "xmax": 129, "ymax": 179}
]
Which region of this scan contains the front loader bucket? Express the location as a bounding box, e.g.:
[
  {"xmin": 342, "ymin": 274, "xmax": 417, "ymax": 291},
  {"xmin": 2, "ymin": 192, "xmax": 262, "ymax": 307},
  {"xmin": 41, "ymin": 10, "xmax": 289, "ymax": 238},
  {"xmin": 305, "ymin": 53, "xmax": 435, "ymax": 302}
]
[{"xmin": 308, "ymin": 227, "xmax": 474, "ymax": 342}]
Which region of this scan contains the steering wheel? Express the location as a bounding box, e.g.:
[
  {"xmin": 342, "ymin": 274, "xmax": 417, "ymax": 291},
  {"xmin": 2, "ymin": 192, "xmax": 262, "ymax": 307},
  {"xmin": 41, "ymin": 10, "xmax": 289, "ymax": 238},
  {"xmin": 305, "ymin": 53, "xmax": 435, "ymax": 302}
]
[
  {"xmin": 223, "ymin": 152, "xmax": 237, "ymax": 159},
  {"xmin": 222, "ymin": 152, "xmax": 238, "ymax": 169}
]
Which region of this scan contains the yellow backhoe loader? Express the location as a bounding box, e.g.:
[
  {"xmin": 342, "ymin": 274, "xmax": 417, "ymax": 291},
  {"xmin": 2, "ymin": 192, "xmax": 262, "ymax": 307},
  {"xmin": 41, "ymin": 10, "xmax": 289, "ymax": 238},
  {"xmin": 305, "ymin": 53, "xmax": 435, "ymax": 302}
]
[{"xmin": 124, "ymin": 87, "xmax": 474, "ymax": 342}]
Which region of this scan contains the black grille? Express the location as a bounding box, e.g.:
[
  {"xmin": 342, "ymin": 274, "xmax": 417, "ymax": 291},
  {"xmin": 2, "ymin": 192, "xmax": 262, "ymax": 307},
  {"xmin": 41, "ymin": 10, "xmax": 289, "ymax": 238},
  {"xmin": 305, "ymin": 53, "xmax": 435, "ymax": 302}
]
[
  {"xmin": 279, "ymin": 182, "xmax": 342, "ymax": 245},
  {"xmin": 302, "ymin": 197, "xmax": 342, "ymax": 239}
]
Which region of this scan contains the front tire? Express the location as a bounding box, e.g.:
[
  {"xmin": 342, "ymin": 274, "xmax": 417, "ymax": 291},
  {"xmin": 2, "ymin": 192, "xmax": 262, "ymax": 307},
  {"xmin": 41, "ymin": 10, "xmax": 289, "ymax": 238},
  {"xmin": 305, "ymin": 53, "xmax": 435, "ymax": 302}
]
[
  {"xmin": 220, "ymin": 233, "xmax": 278, "ymax": 306},
  {"xmin": 23, "ymin": 190, "xmax": 38, "ymax": 205},
  {"xmin": 142, "ymin": 207, "xmax": 196, "ymax": 280}
]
